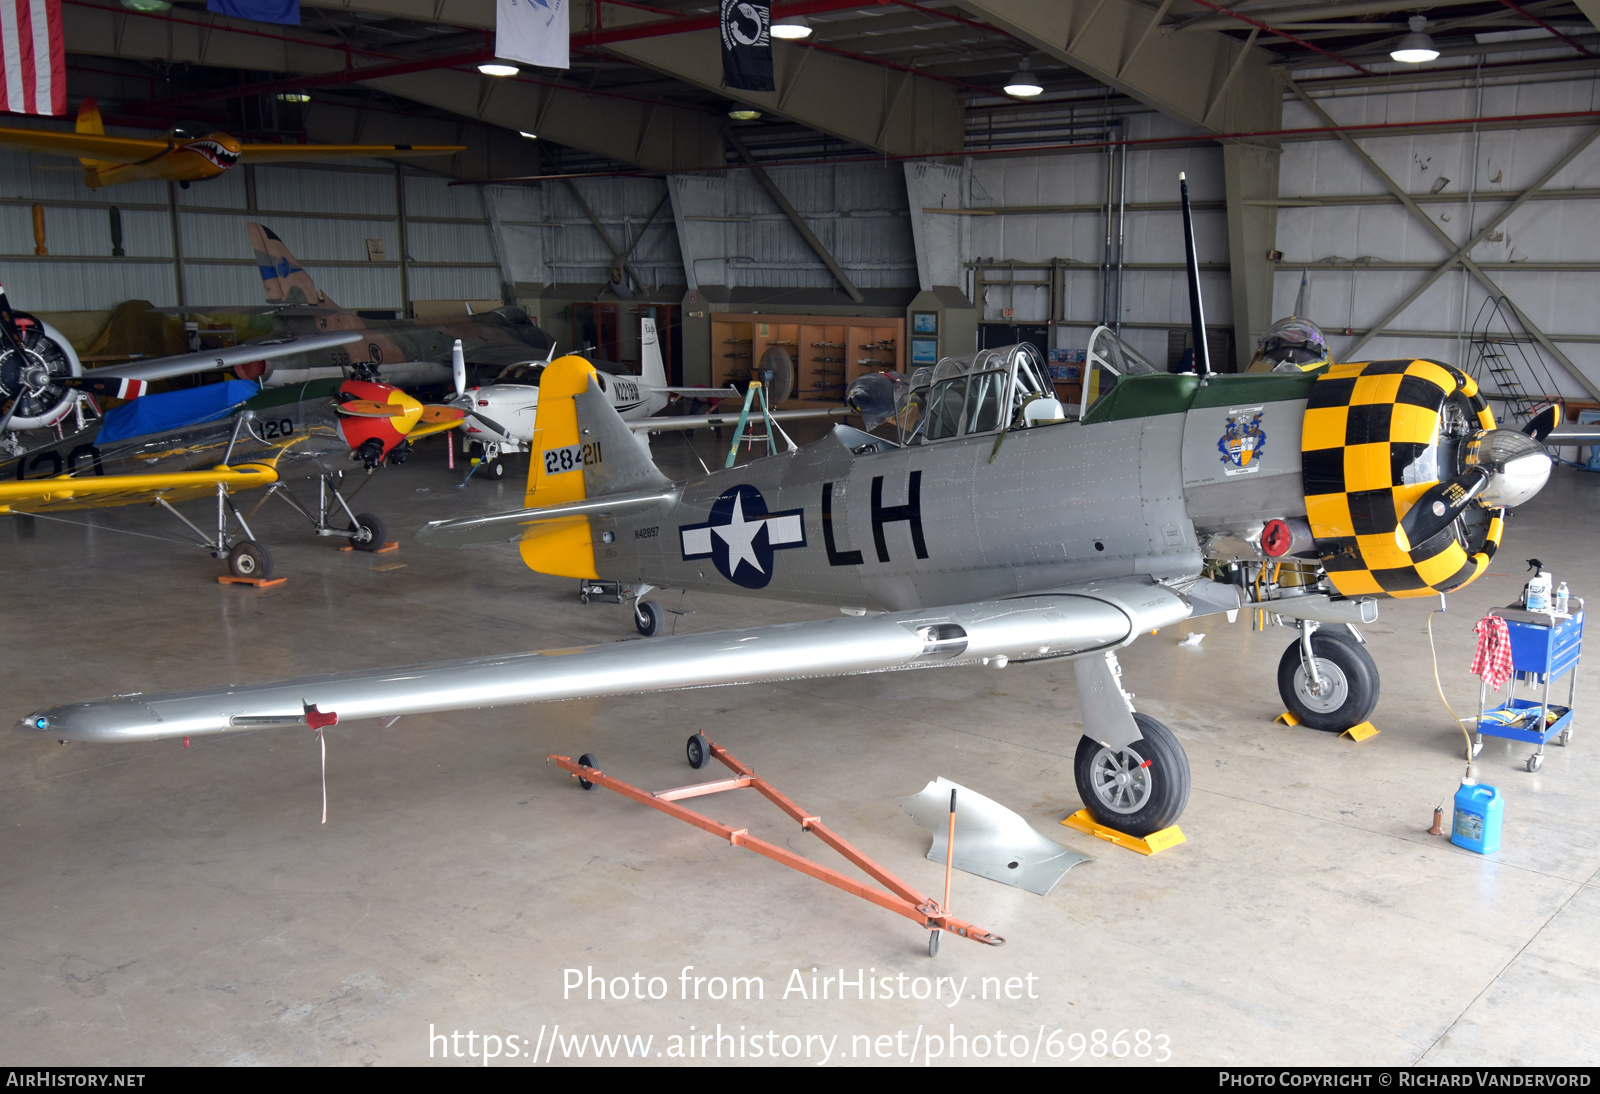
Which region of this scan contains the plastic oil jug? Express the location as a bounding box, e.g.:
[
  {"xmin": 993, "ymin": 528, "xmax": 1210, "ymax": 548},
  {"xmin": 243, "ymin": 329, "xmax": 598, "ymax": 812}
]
[{"xmin": 1451, "ymin": 781, "xmax": 1503, "ymax": 855}]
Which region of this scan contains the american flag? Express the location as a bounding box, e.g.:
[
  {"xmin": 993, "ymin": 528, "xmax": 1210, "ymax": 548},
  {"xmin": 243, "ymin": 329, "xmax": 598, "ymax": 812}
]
[{"xmin": 0, "ymin": 0, "xmax": 65, "ymax": 117}]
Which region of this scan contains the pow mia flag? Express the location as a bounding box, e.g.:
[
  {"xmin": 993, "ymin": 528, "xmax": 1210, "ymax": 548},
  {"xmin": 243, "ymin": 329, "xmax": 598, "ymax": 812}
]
[{"xmin": 720, "ymin": 0, "xmax": 774, "ymax": 92}]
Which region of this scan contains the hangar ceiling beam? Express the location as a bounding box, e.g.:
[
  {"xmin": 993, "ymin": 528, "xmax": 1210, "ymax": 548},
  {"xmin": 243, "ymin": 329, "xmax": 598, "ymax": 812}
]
[
  {"xmin": 592, "ymin": 6, "xmax": 964, "ymax": 158},
  {"xmin": 954, "ymin": 0, "xmax": 1279, "ymax": 135},
  {"xmin": 63, "ymin": 4, "xmax": 724, "ymax": 172}
]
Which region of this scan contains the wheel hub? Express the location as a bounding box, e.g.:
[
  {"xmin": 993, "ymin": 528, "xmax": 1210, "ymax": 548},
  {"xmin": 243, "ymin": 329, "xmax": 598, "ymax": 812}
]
[
  {"xmin": 1088, "ymin": 745, "xmax": 1152, "ymax": 814},
  {"xmin": 1293, "ymin": 658, "xmax": 1349, "ymax": 714}
]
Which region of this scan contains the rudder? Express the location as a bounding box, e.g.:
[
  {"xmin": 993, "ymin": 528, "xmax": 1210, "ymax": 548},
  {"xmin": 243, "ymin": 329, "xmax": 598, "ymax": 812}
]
[{"xmin": 249, "ymin": 223, "xmax": 332, "ymax": 307}]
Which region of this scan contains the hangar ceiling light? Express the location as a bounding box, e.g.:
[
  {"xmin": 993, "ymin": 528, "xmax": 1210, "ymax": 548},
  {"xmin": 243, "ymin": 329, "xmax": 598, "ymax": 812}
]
[
  {"xmin": 1391, "ymin": 16, "xmax": 1440, "ymax": 63},
  {"xmin": 728, "ymin": 108, "xmax": 763, "ymax": 121},
  {"xmin": 119, "ymin": 0, "xmax": 171, "ymax": 10},
  {"xmin": 1004, "ymin": 59, "xmax": 1042, "ymax": 98},
  {"xmin": 771, "ymin": 16, "xmax": 813, "ymax": 39},
  {"xmin": 478, "ymin": 62, "xmax": 520, "ymax": 77}
]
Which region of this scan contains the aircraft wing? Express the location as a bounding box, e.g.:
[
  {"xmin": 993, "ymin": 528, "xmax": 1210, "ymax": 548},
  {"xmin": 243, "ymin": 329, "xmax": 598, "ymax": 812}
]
[
  {"xmin": 21, "ymin": 581, "xmax": 1192, "ymax": 743},
  {"xmin": 627, "ymin": 407, "xmax": 854, "ymax": 432},
  {"xmin": 0, "ymin": 463, "xmax": 279, "ymax": 514},
  {"xmin": 238, "ymin": 143, "xmax": 465, "ymax": 163},
  {"xmin": 1545, "ymin": 423, "xmax": 1600, "ymax": 445},
  {"xmin": 75, "ymin": 332, "xmax": 364, "ymax": 389},
  {"xmin": 0, "ymin": 126, "xmax": 170, "ymax": 164}
]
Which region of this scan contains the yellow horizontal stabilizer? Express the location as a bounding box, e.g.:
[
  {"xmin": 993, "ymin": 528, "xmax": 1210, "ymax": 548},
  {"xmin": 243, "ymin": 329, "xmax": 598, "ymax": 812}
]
[
  {"xmin": 239, "ymin": 143, "xmax": 464, "ymax": 162},
  {"xmin": 0, "ymin": 125, "xmax": 172, "ymax": 165}
]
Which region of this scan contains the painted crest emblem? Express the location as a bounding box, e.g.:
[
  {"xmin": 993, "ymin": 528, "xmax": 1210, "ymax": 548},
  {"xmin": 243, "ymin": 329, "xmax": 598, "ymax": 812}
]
[
  {"xmin": 679, "ymin": 484, "xmax": 806, "ymax": 589},
  {"xmin": 1218, "ymin": 407, "xmax": 1266, "ymax": 475}
]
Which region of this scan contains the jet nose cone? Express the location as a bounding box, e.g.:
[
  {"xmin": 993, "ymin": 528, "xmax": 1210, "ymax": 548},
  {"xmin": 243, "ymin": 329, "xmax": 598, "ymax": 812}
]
[{"xmin": 1468, "ymin": 428, "xmax": 1553, "ymax": 509}]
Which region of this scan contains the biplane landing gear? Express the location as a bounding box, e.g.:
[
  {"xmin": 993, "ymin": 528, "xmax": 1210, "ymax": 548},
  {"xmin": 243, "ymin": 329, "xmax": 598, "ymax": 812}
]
[
  {"xmin": 227, "ymin": 540, "xmax": 273, "ymax": 580},
  {"xmin": 1073, "ymin": 713, "xmax": 1190, "ymax": 837},
  {"xmin": 1277, "ymin": 623, "xmax": 1380, "ymax": 731},
  {"xmin": 262, "ymin": 472, "xmax": 388, "ymax": 555},
  {"xmin": 348, "ymin": 512, "xmax": 386, "ymax": 551}
]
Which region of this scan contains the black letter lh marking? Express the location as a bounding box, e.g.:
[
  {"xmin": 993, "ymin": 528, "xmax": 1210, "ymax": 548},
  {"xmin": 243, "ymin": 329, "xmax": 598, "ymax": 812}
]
[{"xmin": 870, "ymin": 471, "xmax": 928, "ymax": 563}]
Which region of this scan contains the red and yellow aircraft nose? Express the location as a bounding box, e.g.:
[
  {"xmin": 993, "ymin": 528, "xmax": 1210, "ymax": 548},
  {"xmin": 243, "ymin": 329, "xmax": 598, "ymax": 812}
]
[{"xmin": 335, "ymin": 378, "xmax": 426, "ymax": 460}]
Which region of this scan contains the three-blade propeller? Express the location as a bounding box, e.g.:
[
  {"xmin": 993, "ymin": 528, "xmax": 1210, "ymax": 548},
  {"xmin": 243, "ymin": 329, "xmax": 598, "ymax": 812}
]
[{"xmin": 1395, "ymin": 467, "xmax": 1491, "ymax": 553}]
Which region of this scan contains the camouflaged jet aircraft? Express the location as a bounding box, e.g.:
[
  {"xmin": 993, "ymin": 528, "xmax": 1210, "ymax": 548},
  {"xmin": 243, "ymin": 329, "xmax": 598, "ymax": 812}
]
[
  {"xmin": 22, "ymin": 323, "xmax": 1554, "ymax": 838},
  {"xmin": 164, "ymin": 224, "xmax": 557, "ymax": 390}
]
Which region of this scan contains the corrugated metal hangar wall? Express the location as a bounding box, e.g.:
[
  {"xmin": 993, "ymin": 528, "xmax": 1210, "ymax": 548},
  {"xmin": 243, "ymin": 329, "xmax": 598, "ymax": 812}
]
[
  {"xmin": 4, "ymin": 68, "xmax": 1598, "ymax": 404},
  {"xmin": 0, "ymin": 153, "xmax": 503, "ymax": 314}
]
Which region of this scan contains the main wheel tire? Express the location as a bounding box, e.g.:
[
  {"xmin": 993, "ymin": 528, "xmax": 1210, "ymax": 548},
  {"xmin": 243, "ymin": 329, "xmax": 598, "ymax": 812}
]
[
  {"xmin": 577, "ymin": 753, "xmax": 599, "ymax": 790},
  {"xmin": 227, "ymin": 540, "xmax": 273, "ymax": 580},
  {"xmin": 349, "ymin": 512, "xmax": 386, "ymax": 552},
  {"xmin": 1276, "ymin": 631, "xmax": 1380, "ymax": 731},
  {"xmin": 686, "ymin": 733, "xmax": 710, "ymax": 770},
  {"xmin": 635, "ymin": 599, "xmax": 663, "ymax": 637},
  {"xmin": 1073, "ymin": 713, "xmax": 1190, "ymax": 837}
]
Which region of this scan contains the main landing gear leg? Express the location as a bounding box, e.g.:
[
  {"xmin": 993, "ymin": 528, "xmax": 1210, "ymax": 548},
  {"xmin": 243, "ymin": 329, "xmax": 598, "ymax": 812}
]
[
  {"xmin": 1071, "ymin": 651, "xmax": 1190, "ymax": 836},
  {"xmin": 155, "ymin": 481, "xmax": 274, "ymax": 580},
  {"xmin": 263, "ymin": 472, "xmax": 387, "ymax": 551}
]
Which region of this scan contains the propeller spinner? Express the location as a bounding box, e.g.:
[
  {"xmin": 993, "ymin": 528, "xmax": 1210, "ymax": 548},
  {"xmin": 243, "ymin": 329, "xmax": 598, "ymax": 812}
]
[{"xmin": 1397, "ymin": 428, "xmax": 1552, "ymax": 551}]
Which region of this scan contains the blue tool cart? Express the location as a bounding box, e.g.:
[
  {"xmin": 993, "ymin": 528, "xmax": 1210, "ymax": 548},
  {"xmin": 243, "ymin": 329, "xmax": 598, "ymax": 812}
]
[{"xmin": 1474, "ymin": 601, "xmax": 1583, "ymax": 772}]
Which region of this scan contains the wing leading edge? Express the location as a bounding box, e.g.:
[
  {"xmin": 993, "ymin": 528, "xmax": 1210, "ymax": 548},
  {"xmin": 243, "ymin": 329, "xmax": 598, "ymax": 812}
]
[{"xmin": 23, "ymin": 583, "xmax": 1192, "ymax": 744}]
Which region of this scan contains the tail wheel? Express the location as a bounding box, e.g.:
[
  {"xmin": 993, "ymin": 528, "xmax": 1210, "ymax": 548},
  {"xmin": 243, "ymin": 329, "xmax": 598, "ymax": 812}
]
[
  {"xmin": 1276, "ymin": 630, "xmax": 1380, "ymax": 731},
  {"xmin": 227, "ymin": 540, "xmax": 273, "ymax": 580},
  {"xmin": 1073, "ymin": 713, "xmax": 1190, "ymax": 836},
  {"xmin": 349, "ymin": 512, "xmax": 387, "ymax": 552},
  {"xmin": 635, "ymin": 599, "xmax": 663, "ymax": 637}
]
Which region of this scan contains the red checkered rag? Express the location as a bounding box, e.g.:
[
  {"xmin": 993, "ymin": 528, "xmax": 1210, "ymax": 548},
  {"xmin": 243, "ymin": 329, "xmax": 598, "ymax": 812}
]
[{"xmin": 1472, "ymin": 615, "xmax": 1513, "ymax": 690}]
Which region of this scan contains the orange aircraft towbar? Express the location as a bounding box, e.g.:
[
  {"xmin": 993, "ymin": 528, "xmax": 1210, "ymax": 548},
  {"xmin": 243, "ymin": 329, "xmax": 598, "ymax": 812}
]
[{"xmin": 549, "ymin": 738, "xmax": 1004, "ymax": 955}]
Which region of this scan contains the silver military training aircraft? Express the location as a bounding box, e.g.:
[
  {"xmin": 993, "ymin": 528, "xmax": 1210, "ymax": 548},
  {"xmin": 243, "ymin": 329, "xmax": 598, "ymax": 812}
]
[{"xmin": 22, "ymin": 312, "xmax": 1554, "ymax": 837}]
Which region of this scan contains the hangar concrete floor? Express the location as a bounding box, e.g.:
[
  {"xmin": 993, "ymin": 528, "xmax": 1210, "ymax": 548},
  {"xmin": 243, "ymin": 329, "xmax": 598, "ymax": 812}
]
[{"xmin": 2, "ymin": 428, "xmax": 1597, "ymax": 1068}]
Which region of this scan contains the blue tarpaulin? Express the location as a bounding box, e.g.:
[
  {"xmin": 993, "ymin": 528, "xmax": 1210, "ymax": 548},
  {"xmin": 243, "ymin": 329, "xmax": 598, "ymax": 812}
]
[{"xmin": 98, "ymin": 381, "xmax": 262, "ymax": 444}]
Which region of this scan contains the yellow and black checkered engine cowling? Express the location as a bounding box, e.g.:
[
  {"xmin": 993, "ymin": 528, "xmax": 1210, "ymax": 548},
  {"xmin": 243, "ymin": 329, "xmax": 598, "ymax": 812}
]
[{"xmin": 1302, "ymin": 359, "xmax": 1503, "ymax": 599}]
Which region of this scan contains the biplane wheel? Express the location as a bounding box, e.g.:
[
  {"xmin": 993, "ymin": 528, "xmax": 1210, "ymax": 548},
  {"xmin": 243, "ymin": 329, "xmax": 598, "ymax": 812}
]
[
  {"xmin": 635, "ymin": 599, "xmax": 663, "ymax": 637},
  {"xmin": 227, "ymin": 540, "xmax": 273, "ymax": 580},
  {"xmin": 349, "ymin": 512, "xmax": 386, "ymax": 552},
  {"xmin": 1276, "ymin": 631, "xmax": 1379, "ymax": 732},
  {"xmin": 686, "ymin": 733, "xmax": 710, "ymax": 770},
  {"xmin": 1073, "ymin": 713, "xmax": 1190, "ymax": 837},
  {"xmin": 577, "ymin": 753, "xmax": 599, "ymax": 790}
]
